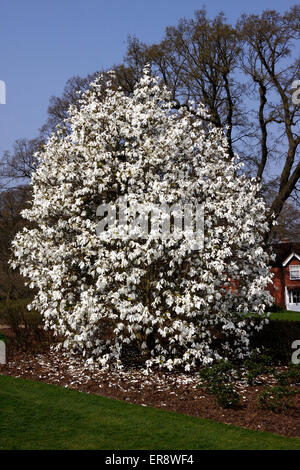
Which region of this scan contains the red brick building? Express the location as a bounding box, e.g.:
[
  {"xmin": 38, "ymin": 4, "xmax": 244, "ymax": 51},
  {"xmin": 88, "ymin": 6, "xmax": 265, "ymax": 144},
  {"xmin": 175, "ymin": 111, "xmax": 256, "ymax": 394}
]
[{"xmin": 269, "ymin": 242, "xmax": 300, "ymax": 311}]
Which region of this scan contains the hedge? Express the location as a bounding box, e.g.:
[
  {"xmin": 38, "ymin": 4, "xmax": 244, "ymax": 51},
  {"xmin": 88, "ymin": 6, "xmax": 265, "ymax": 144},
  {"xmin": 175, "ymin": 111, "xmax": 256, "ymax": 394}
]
[{"xmin": 251, "ymin": 320, "xmax": 300, "ymax": 364}]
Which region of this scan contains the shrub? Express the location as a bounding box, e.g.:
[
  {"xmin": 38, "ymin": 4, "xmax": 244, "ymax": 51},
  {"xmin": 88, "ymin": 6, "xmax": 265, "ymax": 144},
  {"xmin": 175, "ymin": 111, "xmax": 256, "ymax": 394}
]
[
  {"xmin": 269, "ymin": 304, "xmax": 285, "ymax": 313},
  {"xmin": 250, "ymin": 320, "xmax": 300, "ymax": 364},
  {"xmin": 275, "ymin": 364, "xmax": 300, "ymax": 386},
  {"xmin": 199, "ymin": 360, "xmax": 237, "ymax": 393},
  {"xmin": 258, "ymin": 386, "xmax": 298, "ymax": 412},
  {"xmin": 215, "ymin": 384, "xmax": 241, "ymax": 409},
  {"xmin": 0, "ymin": 298, "xmax": 51, "ymax": 350},
  {"xmin": 199, "ymin": 361, "xmax": 241, "ymax": 408},
  {"xmin": 244, "ymin": 350, "xmax": 274, "ymax": 385}
]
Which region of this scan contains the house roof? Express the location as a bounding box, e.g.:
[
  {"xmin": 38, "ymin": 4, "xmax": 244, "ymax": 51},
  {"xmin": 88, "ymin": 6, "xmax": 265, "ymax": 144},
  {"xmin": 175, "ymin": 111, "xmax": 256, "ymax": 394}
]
[
  {"xmin": 270, "ymin": 242, "xmax": 300, "ymax": 267},
  {"xmin": 282, "ymin": 252, "xmax": 300, "ymax": 266}
]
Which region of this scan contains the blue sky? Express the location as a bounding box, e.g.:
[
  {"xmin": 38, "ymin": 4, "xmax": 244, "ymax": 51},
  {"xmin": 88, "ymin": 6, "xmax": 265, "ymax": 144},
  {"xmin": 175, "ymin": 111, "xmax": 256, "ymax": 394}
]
[{"xmin": 0, "ymin": 0, "xmax": 297, "ymax": 156}]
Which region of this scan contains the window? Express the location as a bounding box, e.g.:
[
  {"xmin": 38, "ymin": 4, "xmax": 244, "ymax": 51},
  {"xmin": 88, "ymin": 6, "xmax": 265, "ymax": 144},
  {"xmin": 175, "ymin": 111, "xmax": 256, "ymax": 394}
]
[
  {"xmin": 289, "ymin": 289, "xmax": 300, "ymax": 304},
  {"xmin": 290, "ymin": 265, "xmax": 300, "ymax": 280}
]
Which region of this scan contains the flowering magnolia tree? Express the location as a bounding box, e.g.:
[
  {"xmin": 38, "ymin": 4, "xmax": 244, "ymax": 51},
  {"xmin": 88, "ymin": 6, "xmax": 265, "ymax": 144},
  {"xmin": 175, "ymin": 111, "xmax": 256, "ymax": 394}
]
[{"xmin": 11, "ymin": 68, "xmax": 273, "ymax": 371}]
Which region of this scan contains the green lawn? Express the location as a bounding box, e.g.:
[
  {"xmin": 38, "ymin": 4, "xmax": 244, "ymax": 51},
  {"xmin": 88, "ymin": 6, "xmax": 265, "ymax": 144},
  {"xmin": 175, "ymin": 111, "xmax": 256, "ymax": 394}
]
[
  {"xmin": 270, "ymin": 310, "xmax": 300, "ymax": 321},
  {"xmin": 0, "ymin": 375, "xmax": 300, "ymax": 450}
]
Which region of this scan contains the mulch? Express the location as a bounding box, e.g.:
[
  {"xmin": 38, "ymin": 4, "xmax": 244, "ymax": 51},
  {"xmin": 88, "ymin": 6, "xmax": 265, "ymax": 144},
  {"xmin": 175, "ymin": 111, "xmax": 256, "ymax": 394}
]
[{"xmin": 1, "ymin": 329, "xmax": 300, "ymax": 439}]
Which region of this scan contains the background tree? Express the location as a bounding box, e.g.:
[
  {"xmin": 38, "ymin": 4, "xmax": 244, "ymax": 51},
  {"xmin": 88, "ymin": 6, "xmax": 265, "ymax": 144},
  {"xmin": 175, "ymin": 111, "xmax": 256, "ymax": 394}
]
[
  {"xmin": 124, "ymin": 7, "xmax": 300, "ymax": 230},
  {"xmin": 125, "ymin": 11, "xmax": 245, "ymax": 161},
  {"xmin": 238, "ymin": 6, "xmax": 300, "ymax": 224},
  {"xmin": 0, "ymin": 186, "xmax": 32, "ymax": 300},
  {"xmin": 1, "ymin": 138, "xmax": 43, "ymax": 187}
]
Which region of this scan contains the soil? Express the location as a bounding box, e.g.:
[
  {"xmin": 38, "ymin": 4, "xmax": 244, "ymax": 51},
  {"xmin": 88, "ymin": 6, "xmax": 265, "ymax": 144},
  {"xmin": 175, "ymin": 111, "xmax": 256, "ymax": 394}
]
[{"xmin": 1, "ymin": 329, "xmax": 300, "ymax": 439}]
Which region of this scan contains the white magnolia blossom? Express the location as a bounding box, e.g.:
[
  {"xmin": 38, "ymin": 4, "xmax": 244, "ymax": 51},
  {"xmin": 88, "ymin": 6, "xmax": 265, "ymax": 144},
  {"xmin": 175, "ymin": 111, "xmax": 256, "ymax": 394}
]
[{"xmin": 11, "ymin": 67, "xmax": 273, "ymax": 371}]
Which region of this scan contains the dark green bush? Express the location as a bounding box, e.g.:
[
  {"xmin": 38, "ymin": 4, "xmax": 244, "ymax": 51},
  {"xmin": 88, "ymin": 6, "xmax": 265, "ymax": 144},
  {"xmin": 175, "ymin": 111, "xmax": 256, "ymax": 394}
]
[
  {"xmin": 0, "ymin": 298, "xmax": 51, "ymax": 350},
  {"xmin": 269, "ymin": 304, "xmax": 286, "ymax": 313},
  {"xmin": 199, "ymin": 360, "xmax": 237, "ymax": 394},
  {"xmin": 250, "ymin": 319, "xmax": 300, "ymax": 364},
  {"xmin": 214, "ymin": 383, "xmax": 241, "ymax": 409},
  {"xmin": 258, "ymin": 386, "xmax": 298, "ymax": 412},
  {"xmin": 244, "ymin": 350, "xmax": 274, "ymax": 385},
  {"xmin": 275, "ymin": 364, "xmax": 300, "ymax": 386},
  {"xmin": 199, "ymin": 360, "xmax": 241, "ymax": 409}
]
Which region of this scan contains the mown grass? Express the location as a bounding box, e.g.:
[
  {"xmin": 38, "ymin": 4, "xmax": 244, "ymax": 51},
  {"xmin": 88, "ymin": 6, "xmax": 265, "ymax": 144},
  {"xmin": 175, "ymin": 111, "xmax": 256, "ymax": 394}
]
[
  {"xmin": 0, "ymin": 375, "xmax": 300, "ymax": 450},
  {"xmin": 270, "ymin": 310, "xmax": 300, "ymax": 322}
]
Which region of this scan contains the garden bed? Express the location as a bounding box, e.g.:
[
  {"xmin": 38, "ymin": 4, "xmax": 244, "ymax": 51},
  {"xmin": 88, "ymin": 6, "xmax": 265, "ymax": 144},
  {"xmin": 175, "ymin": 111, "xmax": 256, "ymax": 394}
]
[{"xmin": 1, "ymin": 341, "xmax": 300, "ymax": 439}]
